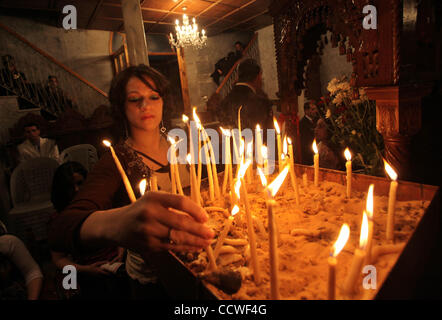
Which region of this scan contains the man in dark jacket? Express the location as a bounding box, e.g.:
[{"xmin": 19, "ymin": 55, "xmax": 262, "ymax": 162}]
[
  {"xmin": 218, "ymin": 58, "xmax": 272, "ymax": 131},
  {"xmin": 299, "ymin": 100, "xmax": 319, "ymax": 165}
]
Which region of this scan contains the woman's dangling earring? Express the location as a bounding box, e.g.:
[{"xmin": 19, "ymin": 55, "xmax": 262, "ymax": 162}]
[{"xmin": 160, "ymin": 120, "xmax": 166, "ymax": 134}]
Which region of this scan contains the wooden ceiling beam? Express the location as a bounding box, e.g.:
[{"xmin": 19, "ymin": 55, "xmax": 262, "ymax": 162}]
[
  {"xmin": 204, "ymin": 0, "xmax": 257, "ymax": 28},
  {"xmin": 86, "ymin": 0, "xmax": 104, "ymax": 29},
  {"xmin": 102, "ymin": 16, "xmax": 176, "ymax": 26},
  {"xmin": 216, "ymin": 8, "xmax": 268, "ymax": 34},
  {"xmin": 148, "ymin": 0, "xmax": 187, "ymax": 32}
]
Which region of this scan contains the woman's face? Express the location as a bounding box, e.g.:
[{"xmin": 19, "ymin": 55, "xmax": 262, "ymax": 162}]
[
  {"xmin": 314, "ymin": 119, "xmax": 328, "ymax": 142},
  {"xmin": 125, "ymin": 76, "xmax": 163, "ymax": 134}
]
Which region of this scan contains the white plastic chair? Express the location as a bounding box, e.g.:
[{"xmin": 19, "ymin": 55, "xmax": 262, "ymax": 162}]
[
  {"xmin": 59, "ymin": 144, "xmax": 98, "ymax": 172},
  {"xmin": 8, "ymin": 157, "xmax": 59, "ymax": 241}
]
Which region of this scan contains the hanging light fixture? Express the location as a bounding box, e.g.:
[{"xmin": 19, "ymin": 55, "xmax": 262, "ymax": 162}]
[{"xmin": 169, "ymin": 14, "xmax": 207, "ymax": 49}]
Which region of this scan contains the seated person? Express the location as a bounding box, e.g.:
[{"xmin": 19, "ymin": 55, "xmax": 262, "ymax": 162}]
[
  {"xmin": 17, "ymin": 122, "xmax": 60, "ymax": 163},
  {"xmin": 314, "ymin": 118, "xmax": 342, "ymax": 170},
  {"xmin": 0, "ymin": 223, "xmax": 44, "ymax": 300},
  {"xmin": 50, "ymin": 161, "xmax": 127, "ymax": 299}
]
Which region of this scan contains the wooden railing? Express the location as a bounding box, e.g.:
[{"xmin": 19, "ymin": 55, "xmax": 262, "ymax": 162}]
[
  {"xmin": 0, "ymin": 23, "xmax": 109, "ymax": 119},
  {"xmin": 215, "ymin": 33, "xmax": 259, "ymax": 99}
]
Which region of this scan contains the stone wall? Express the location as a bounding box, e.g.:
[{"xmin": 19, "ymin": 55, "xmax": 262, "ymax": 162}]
[
  {"xmin": 182, "ymin": 31, "xmax": 253, "ymax": 111},
  {"xmin": 257, "ymin": 25, "xmax": 279, "ymax": 100}
]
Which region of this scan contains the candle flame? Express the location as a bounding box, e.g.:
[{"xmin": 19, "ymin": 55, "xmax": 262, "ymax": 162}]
[
  {"xmin": 192, "ymin": 107, "xmax": 201, "ymax": 124},
  {"xmin": 102, "ymin": 140, "xmax": 111, "ymax": 147},
  {"xmin": 182, "ymin": 114, "xmax": 189, "ymax": 123},
  {"xmin": 366, "ymin": 184, "xmax": 374, "ymax": 219},
  {"xmin": 139, "ymin": 179, "xmax": 147, "ymax": 196},
  {"xmin": 256, "ymin": 124, "xmax": 261, "ymax": 131},
  {"xmin": 273, "ymin": 118, "xmax": 280, "ymax": 134},
  {"xmin": 331, "ymin": 224, "xmax": 350, "ymax": 257},
  {"xmin": 231, "ymin": 205, "xmax": 240, "ymax": 216},
  {"xmin": 239, "ymin": 138, "xmax": 245, "ymax": 159},
  {"xmin": 344, "ymin": 148, "xmax": 351, "ymax": 161},
  {"xmin": 220, "ymin": 127, "xmax": 230, "ymax": 136},
  {"xmin": 186, "ymin": 153, "xmax": 191, "ymax": 164},
  {"xmin": 283, "ymin": 136, "xmax": 288, "ymax": 155},
  {"xmin": 167, "ymin": 136, "xmax": 176, "ymax": 145},
  {"xmin": 287, "ymin": 137, "xmax": 292, "ymax": 145},
  {"xmin": 261, "ymin": 145, "xmax": 268, "ymax": 159},
  {"xmin": 360, "ymin": 211, "xmax": 369, "ymax": 250},
  {"xmin": 238, "ymin": 159, "xmax": 252, "ymax": 179},
  {"xmin": 384, "ymin": 159, "xmax": 398, "ymax": 181},
  {"xmin": 267, "ymin": 165, "xmax": 290, "ymax": 197},
  {"xmin": 234, "ymin": 179, "xmax": 241, "ymax": 199},
  {"xmin": 312, "ymin": 139, "xmax": 318, "ymax": 154},
  {"xmin": 257, "ymin": 167, "xmax": 267, "ymax": 186}
]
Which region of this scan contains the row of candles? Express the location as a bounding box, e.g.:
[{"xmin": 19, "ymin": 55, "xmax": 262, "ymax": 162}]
[{"xmin": 102, "ymin": 107, "xmax": 400, "ymax": 299}]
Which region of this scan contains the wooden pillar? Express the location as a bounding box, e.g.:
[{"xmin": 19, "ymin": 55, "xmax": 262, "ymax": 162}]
[
  {"xmin": 121, "ymin": 0, "xmax": 149, "ymax": 66},
  {"xmin": 176, "ymin": 47, "xmax": 191, "ymax": 114},
  {"xmin": 365, "ymin": 85, "xmax": 431, "ymax": 180}
]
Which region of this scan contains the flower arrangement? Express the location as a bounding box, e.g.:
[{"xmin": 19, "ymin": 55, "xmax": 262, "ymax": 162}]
[{"xmin": 316, "ymin": 76, "xmax": 385, "ymax": 176}]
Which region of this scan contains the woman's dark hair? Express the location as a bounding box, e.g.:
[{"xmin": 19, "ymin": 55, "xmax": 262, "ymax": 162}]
[
  {"xmin": 51, "ymin": 161, "xmax": 88, "ymax": 212},
  {"xmin": 108, "ymin": 64, "xmax": 170, "ymax": 139}
]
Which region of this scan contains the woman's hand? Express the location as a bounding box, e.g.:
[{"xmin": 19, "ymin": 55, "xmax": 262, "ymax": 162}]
[
  {"xmin": 115, "ymin": 191, "xmax": 214, "ymax": 254},
  {"xmin": 80, "ymin": 192, "xmax": 214, "ymax": 257},
  {"xmin": 109, "ymin": 247, "xmax": 126, "ymax": 263}
]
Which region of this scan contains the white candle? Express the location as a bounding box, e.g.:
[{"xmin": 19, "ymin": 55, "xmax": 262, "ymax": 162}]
[
  {"xmin": 264, "ymin": 165, "xmax": 290, "ymax": 299},
  {"xmin": 103, "ymin": 140, "xmax": 136, "ymax": 202},
  {"xmin": 220, "ymin": 128, "xmax": 231, "ymax": 195},
  {"xmin": 287, "ymin": 138, "xmax": 300, "ymax": 205},
  {"xmin": 364, "ymin": 184, "xmax": 375, "ymax": 266},
  {"xmin": 256, "ymin": 124, "xmax": 263, "ymax": 167},
  {"xmin": 344, "ymin": 148, "xmax": 352, "ymax": 198},
  {"xmin": 313, "ymin": 139, "xmax": 319, "ymax": 187},
  {"xmin": 344, "ymin": 212, "xmax": 369, "ymax": 296},
  {"xmin": 328, "ymin": 224, "xmax": 350, "ymax": 300},
  {"xmin": 384, "ymin": 160, "xmax": 398, "ymax": 242},
  {"xmin": 274, "ymin": 118, "xmax": 282, "ymax": 173},
  {"xmin": 187, "ymin": 154, "xmax": 200, "ymax": 205},
  {"xmin": 168, "ymin": 138, "xmax": 177, "ymax": 195},
  {"xmin": 203, "ymin": 127, "xmax": 221, "ymax": 200}
]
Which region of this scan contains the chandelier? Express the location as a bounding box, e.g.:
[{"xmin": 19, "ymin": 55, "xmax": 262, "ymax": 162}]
[{"xmin": 169, "ymin": 14, "xmax": 207, "ymax": 49}]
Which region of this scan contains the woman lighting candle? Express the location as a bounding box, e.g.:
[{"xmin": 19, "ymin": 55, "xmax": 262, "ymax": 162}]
[{"xmin": 328, "ymin": 223, "xmax": 350, "ymax": 300}]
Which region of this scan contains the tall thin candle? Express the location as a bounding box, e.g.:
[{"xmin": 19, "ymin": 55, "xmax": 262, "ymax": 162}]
[
  {"xmin": 344, "ymin": 148, "xmax": 352, "ymax": 198},
  {"xmin": 103, "ymin": 140, "xmax": 136, "ymax": 202},
  {"xmin": 287, "ymin": 137, "xmax": 300, "ymax": 205},
  {"xmin": 328, "ymin": 224, "xmax": 350, "ymax": 300},
  {"xmin": 273, "ymin": 118, "xmax": 282, "ymax": 173},
  {"xmin": 384, "ymin": 160, "xmax": 398, "ymax": 242},
  {"xmin": 312, "ymin": 139, "xmax": 319, "ymax": 187}
]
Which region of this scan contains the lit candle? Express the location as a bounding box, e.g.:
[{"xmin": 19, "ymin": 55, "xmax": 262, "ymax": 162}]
[
  {"xmin": 168, "ymin": 137, "xmax": 177, "ymax": 194},
  {"xmin": 194, "ymin": 109, "xmax": 216, "ymax": 201},
  {"xmin": 287, "ymin": 138, "xmax": 300, "ymax": 205},
  {"xmin": 364, "ymin": 184, "xmax": 375, "ymax": 266},
  {"xmin": 220, "ymin": 127, "xmax": 232, "ymax": 196},
  {"xmin": 273, "ymin": 118, "xmax": 282, "ymax": 172},
  {"xmin": 384, "ymin": 160, "xmax": 398, "ymax": 242},
  {"xmin": 344, "ymin": 148, "xmax": 352, "ymax": 198},
  {"xmin": 261, "ymin": 145, "xmax": 269, "ymax": 176},
  {"xmin": 256, "ymin": 124, "xmax": 263, "ymax": 167},
  {"xmin": 183, "ymin": 114, "xmax": 197, "ymax": 189},
  {"xmin": 246, "ymin": 141, "xmax": 253, "ymax": 184},
  {"xmin": 139, "ymin": 179, "xmax": 147, "ymax": 196},
  {"xmin": 169, "ymin": 137, "xmax": 184, "ymax": 195},
  {"xmin": 236, "ymin": 160, "xmax": 260, "ymax": 284},
  {"xmin": 312, "ymin": 139, "xmax": 319, "ymax": 187},
  {"xmin": 103, "ymin": 140, "xmax": 136, "ymax": 202},
  {"xmin": 344, "ymin": 211, "xmax": 369, "ymax": 296},
  {"xmin": 192, "ymin": 109, "xmax": 202, "ymax": 191},
  {"xmin": 213, "ymin": 205, "xmax": 239, "ymax": 259},
  {"xmin": 204, "ymin": 127, "xmax": 221, "ymax": 200},
  {"xmin": 187, "ymin": 153, "xmax": 200, "ymax": 205},
  {"xmin": 328, "ymin": 224, "xmax": 350, "ymax": 300},
  {"xmin": 264, "ymin": 165, "xmax": 290, "ymax": 299}
]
